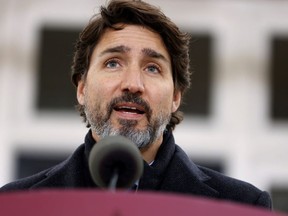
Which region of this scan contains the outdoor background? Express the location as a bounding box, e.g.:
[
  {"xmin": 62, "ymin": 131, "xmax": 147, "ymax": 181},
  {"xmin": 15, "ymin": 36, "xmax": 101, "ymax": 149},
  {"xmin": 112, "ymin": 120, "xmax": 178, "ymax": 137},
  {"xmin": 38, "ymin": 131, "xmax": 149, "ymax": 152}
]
[{"xmin": 0, "ymin": 0, "xmax": 288, "ymax": 212}]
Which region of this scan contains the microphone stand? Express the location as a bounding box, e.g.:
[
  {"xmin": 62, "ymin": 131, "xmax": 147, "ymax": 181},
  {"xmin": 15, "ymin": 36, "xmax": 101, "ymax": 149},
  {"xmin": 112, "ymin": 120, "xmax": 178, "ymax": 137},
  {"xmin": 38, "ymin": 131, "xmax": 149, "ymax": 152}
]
[{"xmin": 108, "ymin": 169, "xmax": 119, "ymax": 191}]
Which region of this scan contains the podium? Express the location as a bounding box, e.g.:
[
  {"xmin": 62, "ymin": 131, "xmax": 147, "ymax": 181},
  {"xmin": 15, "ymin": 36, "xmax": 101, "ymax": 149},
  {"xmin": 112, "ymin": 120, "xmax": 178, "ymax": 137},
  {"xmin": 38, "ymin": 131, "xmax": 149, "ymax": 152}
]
[{"xmin": 0, "ymin": 190, "xmax": 285, "ymax": 216}]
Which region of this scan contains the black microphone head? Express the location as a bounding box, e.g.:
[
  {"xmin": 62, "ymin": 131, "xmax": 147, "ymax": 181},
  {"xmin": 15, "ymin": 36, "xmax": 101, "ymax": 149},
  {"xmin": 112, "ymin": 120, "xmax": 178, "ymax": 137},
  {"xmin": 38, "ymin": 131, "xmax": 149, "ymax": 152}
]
[{"xmin": 88, "ymin": 135, "xmax": 144, "ymax": 189}]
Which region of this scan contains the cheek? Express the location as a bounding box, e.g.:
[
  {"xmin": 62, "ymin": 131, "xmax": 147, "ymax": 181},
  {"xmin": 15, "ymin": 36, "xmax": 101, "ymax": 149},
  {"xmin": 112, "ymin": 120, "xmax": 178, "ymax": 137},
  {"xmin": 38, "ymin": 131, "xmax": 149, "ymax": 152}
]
[
  {"xmin": 150, "ymin": 87, "xmax": 175, "ymax": 112},
  {"xmin": 86, "ymin": 79, "xmax": 117, "ymax": 107},
  {"xmin": 90, "ymin": 72, "xmax": 120, "ymax": 92}
]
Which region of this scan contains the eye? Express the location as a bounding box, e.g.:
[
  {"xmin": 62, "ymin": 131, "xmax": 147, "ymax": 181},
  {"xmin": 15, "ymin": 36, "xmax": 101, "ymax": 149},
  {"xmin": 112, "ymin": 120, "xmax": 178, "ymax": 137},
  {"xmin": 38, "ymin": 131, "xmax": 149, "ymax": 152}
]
[
  {"xmin": 105, "ymin": 59, "xmax": 121, "ymax": 69},
  {"xmin": 146, "ymin": 64, "xmax": 161, "ymax": 74}
]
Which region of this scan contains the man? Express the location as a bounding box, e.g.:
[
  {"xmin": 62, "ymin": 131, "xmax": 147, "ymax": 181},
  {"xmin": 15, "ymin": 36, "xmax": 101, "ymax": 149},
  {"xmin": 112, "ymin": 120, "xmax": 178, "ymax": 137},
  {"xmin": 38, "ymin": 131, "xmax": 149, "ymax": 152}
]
[{"xmin": 1, "ymin": 0, "xmax": 272, "ymax": 209}]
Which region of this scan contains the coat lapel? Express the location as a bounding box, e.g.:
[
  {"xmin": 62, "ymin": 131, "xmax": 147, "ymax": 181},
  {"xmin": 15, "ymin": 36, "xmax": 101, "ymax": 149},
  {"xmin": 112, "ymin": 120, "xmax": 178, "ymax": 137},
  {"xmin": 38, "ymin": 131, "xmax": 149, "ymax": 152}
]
[
  {"xmin": 160, "ymin": 146, "xmax": 219, "ymax": 198},
  {"xmin": 139, "ymin": 130, "xmax": 219, "ymax": 198}
]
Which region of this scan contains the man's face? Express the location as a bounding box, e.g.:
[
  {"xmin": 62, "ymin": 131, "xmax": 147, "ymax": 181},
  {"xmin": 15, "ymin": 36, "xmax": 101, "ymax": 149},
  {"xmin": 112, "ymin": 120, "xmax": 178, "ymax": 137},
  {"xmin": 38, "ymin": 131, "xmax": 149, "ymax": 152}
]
[{"xmin": 77, "ymin": 24, "xmax": 181, "ymax": 149}]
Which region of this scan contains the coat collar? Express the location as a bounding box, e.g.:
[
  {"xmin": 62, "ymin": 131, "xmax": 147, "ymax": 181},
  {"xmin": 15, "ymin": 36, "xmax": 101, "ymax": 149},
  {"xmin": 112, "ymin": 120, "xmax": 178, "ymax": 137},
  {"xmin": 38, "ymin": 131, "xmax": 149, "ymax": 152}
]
[
  {"xmin": 44, "ymin": 129, "xmax": 218, "ymax": 198},
  {"xmin": 139, "ymin": 130, "xmax": 219, "ymax": 198}
]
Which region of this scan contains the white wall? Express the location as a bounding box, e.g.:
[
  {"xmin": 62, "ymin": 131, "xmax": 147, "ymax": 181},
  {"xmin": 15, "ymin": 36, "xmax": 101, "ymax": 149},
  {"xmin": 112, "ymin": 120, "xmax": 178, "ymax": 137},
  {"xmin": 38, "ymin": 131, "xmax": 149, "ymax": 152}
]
[{"xmin": 1, "ymin": 0, "xmax": 288, "ymax": 193}]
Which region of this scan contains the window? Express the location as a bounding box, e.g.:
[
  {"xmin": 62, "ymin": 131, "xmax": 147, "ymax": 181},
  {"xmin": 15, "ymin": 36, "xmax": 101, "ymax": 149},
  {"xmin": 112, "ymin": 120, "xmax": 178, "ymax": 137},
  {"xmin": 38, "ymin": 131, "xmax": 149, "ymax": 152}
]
[
  {"xmin": 180, "ymin": 34, "xmax": 213, "ymax": 116},
  {"xmin": 270, "ymin": 37, "xmax": 288, "ymax": 120},
  {"xmin": 271, "ymin": 187, "xmax": 288, "ymax": 213},
  {"xmin": 16, "ymin": 152, "xmax": 68, "ymax": 179},
  {"xmin": 36, "ymin": 27, "xmax": 81, "ymax": 111}
]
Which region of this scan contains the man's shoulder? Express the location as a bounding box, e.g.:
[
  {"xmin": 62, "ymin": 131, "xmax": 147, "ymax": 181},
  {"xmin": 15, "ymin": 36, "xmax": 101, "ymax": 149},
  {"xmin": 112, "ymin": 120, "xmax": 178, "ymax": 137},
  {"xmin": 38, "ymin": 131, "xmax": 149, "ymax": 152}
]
[
  {"xmin": 198, "ymin": 165, "xmax": 272, "ymax": 208},
  {"xmin": 171, "ymin": 145, "xmax": 272, "ymax": 208},
  {"xmin": 0, "ymin": 144, "xmax": 86, "ymax": 192},
  {"xmin": 0, "ymin": 168, "xmax": 52, "ymax": 192},
  {"xmin": 198, "ymin": 165, "xmax": 259, "ymax": 193},
  {"xmin": 173, "ymin": 145, "xmax": 260, "ymax": 191}
]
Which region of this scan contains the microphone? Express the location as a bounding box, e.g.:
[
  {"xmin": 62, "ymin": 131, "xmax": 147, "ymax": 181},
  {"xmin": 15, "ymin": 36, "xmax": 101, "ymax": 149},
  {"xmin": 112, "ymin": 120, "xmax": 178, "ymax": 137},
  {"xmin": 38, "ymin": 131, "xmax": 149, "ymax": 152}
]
[{"xmin": 88, "ymin": 135, "xmax": 144, "ymax": 190}]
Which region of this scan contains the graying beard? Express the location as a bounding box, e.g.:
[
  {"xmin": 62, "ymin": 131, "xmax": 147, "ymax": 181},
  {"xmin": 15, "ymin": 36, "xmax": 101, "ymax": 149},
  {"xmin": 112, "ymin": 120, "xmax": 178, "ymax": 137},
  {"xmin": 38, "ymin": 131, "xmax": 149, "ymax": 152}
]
[
  {"xmin": 91, "ymin": 119, "xmax": 153, "ymax": 149},
  {"xmin": 90, "ymin": 114, "xmax": 169, "ymax": 149},
  {"xmin": 84, "ymin": 91, "xmax": 170, "ymax": 149}
]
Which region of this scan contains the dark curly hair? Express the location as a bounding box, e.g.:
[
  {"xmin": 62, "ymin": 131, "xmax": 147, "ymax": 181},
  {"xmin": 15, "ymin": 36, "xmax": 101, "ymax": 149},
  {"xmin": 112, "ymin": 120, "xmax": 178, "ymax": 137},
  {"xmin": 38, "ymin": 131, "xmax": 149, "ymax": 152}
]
[{"xmin": 72, "ymin": 0, "xmax": 191, "ymax": 131}]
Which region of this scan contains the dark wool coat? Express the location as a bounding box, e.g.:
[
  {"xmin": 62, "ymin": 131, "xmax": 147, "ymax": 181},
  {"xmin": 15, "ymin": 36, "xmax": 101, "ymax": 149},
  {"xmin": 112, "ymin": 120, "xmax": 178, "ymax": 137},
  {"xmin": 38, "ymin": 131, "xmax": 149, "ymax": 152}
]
[{"xmin": 0, "ymin": 130, "xmax": 272, "ymax": 209}]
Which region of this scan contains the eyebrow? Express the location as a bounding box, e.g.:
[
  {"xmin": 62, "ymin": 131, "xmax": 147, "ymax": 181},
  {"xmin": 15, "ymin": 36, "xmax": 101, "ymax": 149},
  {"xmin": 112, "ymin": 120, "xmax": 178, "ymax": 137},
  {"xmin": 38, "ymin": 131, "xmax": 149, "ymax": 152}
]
[
  {"xmin": 141, "ymin": 48, "xmax": 169, "ymax": 63},
  {"xmin": 99, "ymin": 45, "xmax": 131, "ymax": 57},
  {"xmin": 99, "ymin": 45, "xmax": 169, "ymax": 62}
]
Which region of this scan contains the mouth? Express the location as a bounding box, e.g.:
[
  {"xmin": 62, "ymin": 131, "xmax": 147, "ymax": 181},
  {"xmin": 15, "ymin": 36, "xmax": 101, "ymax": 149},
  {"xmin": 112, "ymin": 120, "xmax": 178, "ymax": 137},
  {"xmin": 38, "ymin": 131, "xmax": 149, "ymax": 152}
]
[
  {"xmin": 114, "ymin": 103, "xmax": 146, "ymax": 115},
  {"xmin": 108, "ymin": 93, "xmax": 151, "ymax": 121}
]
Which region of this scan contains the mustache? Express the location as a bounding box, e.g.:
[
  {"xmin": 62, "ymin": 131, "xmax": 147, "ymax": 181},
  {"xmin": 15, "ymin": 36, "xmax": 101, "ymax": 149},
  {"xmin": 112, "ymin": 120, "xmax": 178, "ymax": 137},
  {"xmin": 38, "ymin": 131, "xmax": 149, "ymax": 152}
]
[{"xmin": 107, "ymin": 92, "xmax": 152, "ymax": 120}]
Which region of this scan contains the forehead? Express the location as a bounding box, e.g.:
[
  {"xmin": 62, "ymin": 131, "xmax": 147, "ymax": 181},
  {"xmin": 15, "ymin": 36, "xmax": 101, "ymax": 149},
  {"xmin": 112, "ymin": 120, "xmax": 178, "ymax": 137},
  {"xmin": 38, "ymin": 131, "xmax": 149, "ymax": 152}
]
[{"xmin": 93, "ymin": 24, "xmax": 170, "ymax": 61}]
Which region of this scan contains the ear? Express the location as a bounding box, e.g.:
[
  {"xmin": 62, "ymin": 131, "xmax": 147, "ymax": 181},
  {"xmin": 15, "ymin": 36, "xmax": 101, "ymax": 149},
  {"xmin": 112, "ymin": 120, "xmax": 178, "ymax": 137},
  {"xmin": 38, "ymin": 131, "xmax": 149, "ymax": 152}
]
[
  {"xmin": 76, "ymin": 79, "xmax": 86, "ymax": 105},
  {"xmin": 172, "ymin": 90, "xmax": 181, "ymax": 112}
]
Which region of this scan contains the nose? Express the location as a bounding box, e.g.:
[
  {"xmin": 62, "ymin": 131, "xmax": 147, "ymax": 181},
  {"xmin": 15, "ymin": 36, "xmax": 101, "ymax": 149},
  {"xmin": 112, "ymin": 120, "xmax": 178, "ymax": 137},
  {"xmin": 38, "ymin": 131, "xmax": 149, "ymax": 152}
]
[{"xmin": 120, "ymin": 67, "xmax": 145, "ymax": 94}]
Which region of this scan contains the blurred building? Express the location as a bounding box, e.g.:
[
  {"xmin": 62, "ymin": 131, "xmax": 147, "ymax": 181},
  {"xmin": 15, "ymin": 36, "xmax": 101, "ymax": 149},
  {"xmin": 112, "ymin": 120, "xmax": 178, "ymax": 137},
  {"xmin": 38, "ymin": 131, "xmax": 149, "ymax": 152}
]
[{"xmin": 0, "ymin": 0, "xmax": 288, "ymax": 212}]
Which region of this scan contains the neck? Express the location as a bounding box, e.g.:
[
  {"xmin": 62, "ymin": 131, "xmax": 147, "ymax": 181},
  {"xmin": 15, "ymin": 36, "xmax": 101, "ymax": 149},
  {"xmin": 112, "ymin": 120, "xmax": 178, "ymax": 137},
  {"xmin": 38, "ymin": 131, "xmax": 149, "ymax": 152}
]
[{"xmin": 140, "ymin": 136, "xmax": 163, "ymax": 164}]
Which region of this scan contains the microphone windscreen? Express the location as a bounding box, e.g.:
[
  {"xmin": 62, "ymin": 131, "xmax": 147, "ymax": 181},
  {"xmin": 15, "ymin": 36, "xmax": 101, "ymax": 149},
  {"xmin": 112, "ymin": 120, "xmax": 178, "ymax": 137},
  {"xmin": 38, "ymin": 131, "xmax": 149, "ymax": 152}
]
[{"xmin": 89, "ymin": 135, "xmax": 143, "ymax": 189}]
